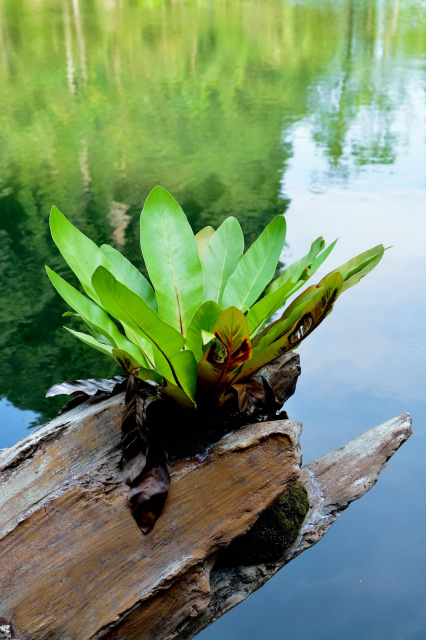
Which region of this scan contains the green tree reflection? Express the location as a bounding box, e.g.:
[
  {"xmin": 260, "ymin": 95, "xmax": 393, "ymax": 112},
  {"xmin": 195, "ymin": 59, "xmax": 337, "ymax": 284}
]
[{"xmin": 0, "ymin": 0, "xmax": 424, "ymax": 422}]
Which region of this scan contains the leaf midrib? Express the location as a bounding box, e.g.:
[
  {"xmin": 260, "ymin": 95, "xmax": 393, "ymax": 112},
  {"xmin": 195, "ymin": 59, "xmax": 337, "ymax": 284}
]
[
  {"xmin": 161, "ymin": 215, "xmax": 184, "ymax": 334},
  {"xmin": 237, "ymin": 242, "xmax": 277, "ymax": 309},
  {"xmin": 105, "ymin": 286, "xmax": 181, "ymax": 388},
  {"xmin": 213, "ymin": 322, "xmax": 237, "ymax": 391},
  {"xmin": 214, "ymin": 229, "xmax": 232, "ymax": 303},
  {"xmin": 62, "ymin": 234, "xmax": 128, "ymax": 301}
]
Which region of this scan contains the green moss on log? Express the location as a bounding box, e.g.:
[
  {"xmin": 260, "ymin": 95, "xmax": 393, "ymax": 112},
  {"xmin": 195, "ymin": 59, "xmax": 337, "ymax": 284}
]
[{"xmin": 215, "ymin": 480, "xmax": 309, "ymax": 568}]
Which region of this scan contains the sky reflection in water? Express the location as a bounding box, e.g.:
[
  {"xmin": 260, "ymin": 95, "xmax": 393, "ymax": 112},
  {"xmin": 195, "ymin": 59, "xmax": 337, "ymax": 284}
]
[{"xmin": 0, "ymin": 0, "xmax": 425, "ymax": 638}]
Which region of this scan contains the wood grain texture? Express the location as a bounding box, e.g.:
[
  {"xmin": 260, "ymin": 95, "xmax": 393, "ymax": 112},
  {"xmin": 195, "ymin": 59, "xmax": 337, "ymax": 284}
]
[
  {"xmin": 0, "ymin": 395, "xmax": 301, "ymax": 640},
  {"xmin": 184, "ymin": 413, "xmax": 412, "ymax": 639},
  {"xmin": 0, "ymin": 359, "xmax": 411, "ymax": 640}
]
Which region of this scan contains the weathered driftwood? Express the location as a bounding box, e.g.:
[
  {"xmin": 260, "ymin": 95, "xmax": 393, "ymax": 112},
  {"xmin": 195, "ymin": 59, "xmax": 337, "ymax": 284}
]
[
  {"xmin": 184, "ymin": 412, "xmax": 412, "ymax": 639},
  {"xmin": 0, "ymin": 355, "xmax": 411, "ymax": 640}
]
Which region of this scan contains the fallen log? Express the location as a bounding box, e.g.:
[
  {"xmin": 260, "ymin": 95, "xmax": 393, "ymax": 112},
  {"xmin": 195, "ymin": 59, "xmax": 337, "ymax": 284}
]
[
  {"xmin": 186, "ymin": 412, "xmax": 412, "ymax": 639},
  {"xmin": 0, "ymin": 363, "xmax": 411, "ymax": 640}
]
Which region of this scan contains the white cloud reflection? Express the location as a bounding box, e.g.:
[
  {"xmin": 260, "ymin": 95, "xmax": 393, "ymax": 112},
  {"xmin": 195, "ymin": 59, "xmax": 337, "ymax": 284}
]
[{"xmin": 280, "ymin": 85, "xmax": 426, "ymax": 403}]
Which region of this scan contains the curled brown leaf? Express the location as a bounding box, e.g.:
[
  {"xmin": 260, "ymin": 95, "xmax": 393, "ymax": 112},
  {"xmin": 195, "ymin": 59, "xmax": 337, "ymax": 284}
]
[
  {"xmin": 46, "ymin": 375, "xmax": 127, "ymax": 398},
  {"xmin": 121, "ymin": 376, "xmax": 171, "ymax": 534},
  {"xmin": 231, "ymin": 380, "xmax": 265, "ymax": 415}
]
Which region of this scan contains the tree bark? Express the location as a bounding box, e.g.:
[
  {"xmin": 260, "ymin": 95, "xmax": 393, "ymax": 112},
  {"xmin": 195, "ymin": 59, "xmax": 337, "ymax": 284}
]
[{"xmin": 0, "ymin": 378, "xmax": 411, "ymax": 640}]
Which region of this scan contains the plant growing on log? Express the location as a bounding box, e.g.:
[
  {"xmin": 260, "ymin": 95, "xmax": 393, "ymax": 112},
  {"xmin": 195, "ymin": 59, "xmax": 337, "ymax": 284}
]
[
  {"xmin": 46, "ymin": 186, "xmax": 384, "ymax": 410},
  {"xmin": 46, "ymin": 186, "xmax": 384, "ymax": 531}
]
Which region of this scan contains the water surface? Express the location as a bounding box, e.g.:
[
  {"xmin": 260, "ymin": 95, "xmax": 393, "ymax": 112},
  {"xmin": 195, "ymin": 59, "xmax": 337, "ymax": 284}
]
[{"xmin": 0, "ymin": 1, "xmax": 425, "ymax": 638}]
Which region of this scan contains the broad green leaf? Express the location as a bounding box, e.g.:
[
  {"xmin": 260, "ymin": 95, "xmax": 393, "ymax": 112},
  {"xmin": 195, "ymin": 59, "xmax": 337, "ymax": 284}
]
[
  {"xmin": 273, "ymin": 244, "xmax": 383, "ymax": 316},
  {"xmin": 65, "ymin": 314, "xmax": 151, "ymax": 371},
  {"xmin": 159, "ymin": 379, "xmax": 196, "ymax": 410},
  {"xmin": 122, "ymin": 323, "xmax": 156, "ymax": 369},
  {"xmin": 49, "ymin": 206, "xmax": 111, "ymax": 305},
  {"xmin": 140, "ymin": 186, "xmax": 203, "ymax": 334},
  {"xmin": 47, "ymin": 266, "xmax": 149, "ymax": 366},
  {"xmin": 221, "ymin": 215, "xmax": 286, "ymax": 310},
  {"xmin": 246, "ymin": 275, "xmax": 297, "ymax": 338},
  {"xmin": 266, "ymin": 236, "xmax": 325, "ymax": 295},
  {"xmin": 253, "ymin": 276, "xmax": 327, "ymax": 347},
  {"xmin": 330, "ymin": 244, "xmax": 385, "ymax": 292},
  {"xmin": 253, "ymin": 280, "xmax": 326, "ymax": 348},
  {"xmin": 252, "ymin": 287, "xmax": 318, "ymax": 350},
  {"xmin": 202, "ymin": 330, "xmax": 216, "ymax": 345},
  {"xmin": 197, "ymin": 306, "xmax": 252, "ymax": 400},
  {"xmin": 185, "ymin": 301, "xmax": 223, "ymax": 361},
  {"xmin": 236, "ymin": 273, "xmax": 343, "ymax": 380},
  {"xmin": 234, "ymin": 307, "xmax": 306, "ymax": 381},
  {"xmin": 195, "ymin": 226, "xmax": 215, "ymax": 259},
  {"xmin": 273, "ymin": 272, "xmax": 343, "ymax": 349},
  {"xmin": 266, "ymin": 238, "xmax": 337, "ymax": 303},
  {"xmin": 46, "ymin": 266, "xmax": 123, "ymax": 346},
  {"xmin": 202, "ymin": 217, "xmax": 244, "ymax": 303},
  {"xmin": 112, "ymin": 334, "xmax": 152, "ymax": 370},
  {"xmin": 112, "ymin": 348, "xmax": 161, "ymax": 384},
  {"xmin": 253, "ymin": 249, "xmax": 339, "ymax": 348},
  {"xmin": 64, "ymin": 328, "xmax": 115, "ymax": 359},
  {"xmin": 307, "ymin": 239, "xmax": 338, "ymax": 279},
  {"xmin": 113, "ymin": 348, "xmax": 196, "ymax": 407},
  {"xmin": 100, "ymin": 244, "xmax": 157, "ymax": 311},
  {"xmin": 62, "ymin": 312, "xmax": 115, "ymax": 346},
  {"xmin": 92, "ymin": 266, "xmax": 185, "ymax": 387},
  {"xmin": 169, "ymin": 350, "xmax": 198, "ymax": 402},
  {"xmin": 253, "ymin": 244, "xmax": 381, "ymax": 350}
]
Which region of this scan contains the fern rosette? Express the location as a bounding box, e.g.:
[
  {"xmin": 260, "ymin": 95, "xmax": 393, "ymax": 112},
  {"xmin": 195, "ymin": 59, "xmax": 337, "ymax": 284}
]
[
  {"xmin": 46, "ymin": 186, "xmax": 384, "ymax": 531},
  {"xmin": 47, "ymin": 186, "xmax": 384, "ymax": 410}
]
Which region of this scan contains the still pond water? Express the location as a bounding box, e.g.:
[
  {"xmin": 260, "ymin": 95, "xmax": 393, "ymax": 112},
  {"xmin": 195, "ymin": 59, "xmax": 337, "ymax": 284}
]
[{"xmin": 0, "ymin": 0, "xmax": 425, "ymax": 638}]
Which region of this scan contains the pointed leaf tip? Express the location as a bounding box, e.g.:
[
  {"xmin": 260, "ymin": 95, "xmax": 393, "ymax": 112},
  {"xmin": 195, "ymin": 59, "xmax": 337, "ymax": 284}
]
[
  {"xmin": 49, "ymin": 205, "xmax": 111, "ymax": 305},
  {"xmin": 202, "ymin": 216, "xmax": 244, "ymax": 304},
  {"xmin": 195, "ymin": 226, "xmax": 215, "ymax": 259},
  {"xmin": 221, "ymin": 215, "xmax": 286, "ymax": 310}
]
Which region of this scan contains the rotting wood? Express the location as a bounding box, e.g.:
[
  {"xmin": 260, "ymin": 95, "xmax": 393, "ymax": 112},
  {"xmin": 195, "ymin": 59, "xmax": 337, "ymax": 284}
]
[{"xmin": 0, "ymin": 373, "xmax": 411, "ymax": 640}]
